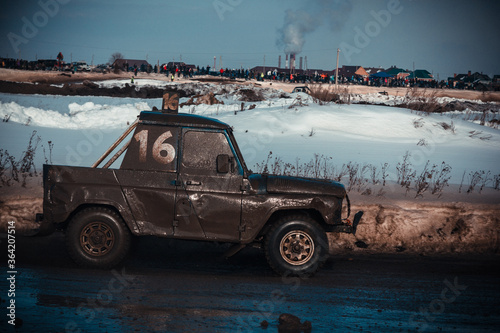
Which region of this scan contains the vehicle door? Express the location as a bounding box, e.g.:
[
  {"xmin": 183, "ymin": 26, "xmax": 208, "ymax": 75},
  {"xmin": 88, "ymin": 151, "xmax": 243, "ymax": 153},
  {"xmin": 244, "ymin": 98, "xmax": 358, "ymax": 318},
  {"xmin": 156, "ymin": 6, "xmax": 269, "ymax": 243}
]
[
  {"xmin": 116, "ymin": 124, "xmax": 179, "ymax": 236},
  {"xmin": 176, "ymin": 128, "xmax": 243, "ymax": 241}
]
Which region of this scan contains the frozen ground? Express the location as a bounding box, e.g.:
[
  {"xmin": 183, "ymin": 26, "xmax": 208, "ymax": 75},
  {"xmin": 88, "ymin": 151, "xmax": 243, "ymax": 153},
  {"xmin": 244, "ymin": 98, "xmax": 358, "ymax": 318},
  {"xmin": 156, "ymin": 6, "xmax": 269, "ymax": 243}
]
[{"xmin": 1, "ymin": 80, "xmax": 499, "ymax": 253}]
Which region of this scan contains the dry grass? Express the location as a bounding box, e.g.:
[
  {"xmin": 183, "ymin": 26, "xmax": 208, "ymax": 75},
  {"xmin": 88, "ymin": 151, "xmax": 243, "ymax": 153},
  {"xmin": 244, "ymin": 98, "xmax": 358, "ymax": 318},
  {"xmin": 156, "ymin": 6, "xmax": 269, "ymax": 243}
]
[
  {"xmin": 255, "ymin": 152, "xmax": 498, "ymax": 197},
  {"xmin": 308, "ymin": 84, "xmax": 351, "ymax": 104},
  {"xmin": 401, "ymin": 87, "xmax": 441, "ymax": 113},
  {"xmin": 0, "ymin": 131, "xmax": 42, "ymax": 187}
]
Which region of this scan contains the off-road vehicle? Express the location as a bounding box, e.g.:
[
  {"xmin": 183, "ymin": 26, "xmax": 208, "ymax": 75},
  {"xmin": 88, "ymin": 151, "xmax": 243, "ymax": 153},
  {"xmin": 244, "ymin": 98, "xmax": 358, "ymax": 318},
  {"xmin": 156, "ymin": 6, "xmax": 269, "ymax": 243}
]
[{"xmin": 37, "ymin": 92, "xmax": 363, "ymax": 276}]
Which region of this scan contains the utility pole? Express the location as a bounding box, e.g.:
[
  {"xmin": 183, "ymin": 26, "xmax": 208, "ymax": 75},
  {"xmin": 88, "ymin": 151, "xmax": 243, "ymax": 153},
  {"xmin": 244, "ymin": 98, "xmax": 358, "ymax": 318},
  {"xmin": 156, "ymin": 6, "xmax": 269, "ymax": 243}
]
[
  {"xmin": 91, "ymin": 54, "xmax": 94, "ymax": 66},
  {"xmin": 335, "ymin": 48, "xmax": 340, "ymax": 89},
  {"xmin": 263, "ymin": 55, "xmax": 266, "ymax": 77},
  {"xmin": 214, "ymin": 56, "xmax": 216, "ymax": 71}
]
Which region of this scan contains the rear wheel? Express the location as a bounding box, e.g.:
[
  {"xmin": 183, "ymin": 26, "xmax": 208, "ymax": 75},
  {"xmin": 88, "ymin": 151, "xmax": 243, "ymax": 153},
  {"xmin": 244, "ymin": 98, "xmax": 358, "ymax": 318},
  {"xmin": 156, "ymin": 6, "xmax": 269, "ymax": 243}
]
[
  {"xmin": 265, "ymin": 214, "xmax": 329, "ymax": 277},
  {"xmin": 66, "ymin": 207, "xmax": 131, "ymax": 268}
]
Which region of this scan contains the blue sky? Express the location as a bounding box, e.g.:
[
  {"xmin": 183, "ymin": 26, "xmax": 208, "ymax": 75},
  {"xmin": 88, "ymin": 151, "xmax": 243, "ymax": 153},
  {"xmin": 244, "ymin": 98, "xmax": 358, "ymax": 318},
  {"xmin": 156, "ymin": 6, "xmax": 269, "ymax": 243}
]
[{"xmin": 1, "ymin": 0, "xmax": 499, "ymax": 79}]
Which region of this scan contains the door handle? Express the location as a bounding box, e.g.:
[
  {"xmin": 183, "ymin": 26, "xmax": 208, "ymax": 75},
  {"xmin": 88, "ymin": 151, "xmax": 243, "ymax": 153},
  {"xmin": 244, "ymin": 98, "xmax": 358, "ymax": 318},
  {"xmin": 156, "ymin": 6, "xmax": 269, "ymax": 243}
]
[{"xmin": 186, "ymin": 180, "xmax": 201, "ymax": 186}]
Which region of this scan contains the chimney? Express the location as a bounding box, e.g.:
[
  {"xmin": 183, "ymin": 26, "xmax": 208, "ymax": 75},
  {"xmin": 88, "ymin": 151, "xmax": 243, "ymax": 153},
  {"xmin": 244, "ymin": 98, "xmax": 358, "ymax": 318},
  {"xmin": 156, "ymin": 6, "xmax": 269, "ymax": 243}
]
[
  {"xmin": 290, "ymin": 53, "xmax": 296, "ymax": 70},
  {"xmin": 468, "ymin": 70, "xmax": 471, "ymax": 76},
  {"xmin": 285, "ymin": 54, "xmax": 289, "ymax": 69},
  {"xmin": 454, "ymin": 73, "xmax": 457, "ymax": 78},
  {"xmin": 299, "ymin": 57, "xmax": 303, "ymax": 70},
  {"xmin": 278, "ymin": 55, "xmax": 281, "ymax": 69}
]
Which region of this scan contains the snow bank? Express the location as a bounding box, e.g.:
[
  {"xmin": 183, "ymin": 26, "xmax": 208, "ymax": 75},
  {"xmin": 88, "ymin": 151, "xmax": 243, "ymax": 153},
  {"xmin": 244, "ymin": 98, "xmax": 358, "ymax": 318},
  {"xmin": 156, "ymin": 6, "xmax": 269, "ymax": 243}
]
[
  {"xmin": 94, "ymin": 79, "xmax": 286, "ymax": 101},
  {"xmin": 96, "ymin": 78, "xmax": 175, "ymax": 89},
  {"xmin": 0, "ymin": 100, "xmax": 148, "ymax": 129},
  {"xmin": 349, "ymin": 92, "xmax": 488, "ymax": 107}
]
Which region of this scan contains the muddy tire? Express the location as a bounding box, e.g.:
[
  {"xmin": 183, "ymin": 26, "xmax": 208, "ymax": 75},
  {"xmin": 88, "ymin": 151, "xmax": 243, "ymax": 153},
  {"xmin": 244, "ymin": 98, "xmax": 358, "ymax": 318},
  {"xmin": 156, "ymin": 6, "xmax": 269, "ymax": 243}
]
[
  {"xmin": 265, "ymin": 215, "xmax": 329, "ymax": 277},
  {"xmin": 66, "ymin": 207, "xmax": 131, "ymax": 268}
]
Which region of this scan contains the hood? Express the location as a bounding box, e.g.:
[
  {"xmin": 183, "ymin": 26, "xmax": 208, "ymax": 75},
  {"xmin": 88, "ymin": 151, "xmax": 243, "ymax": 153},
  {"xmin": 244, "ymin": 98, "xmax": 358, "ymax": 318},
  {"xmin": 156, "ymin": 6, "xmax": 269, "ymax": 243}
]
[{"xmin": 248, "ymin": 174, "xmax": 346, "ymax": 197}]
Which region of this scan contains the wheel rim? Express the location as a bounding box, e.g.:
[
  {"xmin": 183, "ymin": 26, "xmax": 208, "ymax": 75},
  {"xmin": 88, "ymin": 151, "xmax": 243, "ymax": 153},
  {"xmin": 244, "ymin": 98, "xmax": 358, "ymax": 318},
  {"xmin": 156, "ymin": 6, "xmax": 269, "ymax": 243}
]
[
  {"xmin": 80, "ymin": 222, "xmax": 115, "ymax": 256},
  {"xmin": 279, "ymin": 230, "xmax": 315, "ymax": 265}
]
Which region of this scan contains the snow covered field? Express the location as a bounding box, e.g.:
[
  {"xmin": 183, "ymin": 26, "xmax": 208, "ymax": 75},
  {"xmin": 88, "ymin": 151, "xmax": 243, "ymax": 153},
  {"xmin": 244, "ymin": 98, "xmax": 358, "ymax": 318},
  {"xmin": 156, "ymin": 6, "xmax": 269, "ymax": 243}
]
[
  {"xmin": 1, "ymin": 79, "xmax": 499, "ymax": 253},
  {"xmin": 1, "ymin": 80, "xmax": 499, "ymax": 186}
]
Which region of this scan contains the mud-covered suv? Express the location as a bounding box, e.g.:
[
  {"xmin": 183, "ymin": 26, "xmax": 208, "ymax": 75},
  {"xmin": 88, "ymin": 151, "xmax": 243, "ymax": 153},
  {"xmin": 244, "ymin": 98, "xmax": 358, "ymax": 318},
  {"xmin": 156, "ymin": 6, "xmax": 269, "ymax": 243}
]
[{"xmin": 37, "ymin": 93, "xmax": 362, "ymax": 276}]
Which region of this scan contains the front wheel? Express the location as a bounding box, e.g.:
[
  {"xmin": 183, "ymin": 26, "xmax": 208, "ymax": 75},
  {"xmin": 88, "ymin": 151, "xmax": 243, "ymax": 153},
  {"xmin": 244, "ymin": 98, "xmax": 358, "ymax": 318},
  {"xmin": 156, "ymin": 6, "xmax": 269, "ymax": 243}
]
[
  {"xmin": 66, "ymin": 207, "xmax": 131, "ymax": 268},
  {"xmin": 264, "ymin": 215, "xmax": 329, "ymax": 277}
]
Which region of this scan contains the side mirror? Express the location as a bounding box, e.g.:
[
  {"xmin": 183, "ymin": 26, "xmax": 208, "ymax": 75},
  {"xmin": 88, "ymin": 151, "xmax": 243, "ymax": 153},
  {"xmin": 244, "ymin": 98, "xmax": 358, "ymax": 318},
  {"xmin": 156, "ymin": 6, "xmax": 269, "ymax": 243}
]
[{"xmin": 217, "ymin": 154, "xmax": 230, "ymax": 173}]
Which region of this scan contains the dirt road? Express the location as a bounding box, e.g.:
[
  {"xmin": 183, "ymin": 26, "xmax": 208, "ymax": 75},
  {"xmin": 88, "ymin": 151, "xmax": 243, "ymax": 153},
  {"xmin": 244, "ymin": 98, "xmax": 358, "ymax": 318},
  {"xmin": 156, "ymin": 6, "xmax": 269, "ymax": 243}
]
[
  {"xmin": 2, "ymin": 68, "xmax": 500, "ymax": 101},
  {"xmin": 1, "ymin": 233, "xmax": 499, "ymax": 332}
]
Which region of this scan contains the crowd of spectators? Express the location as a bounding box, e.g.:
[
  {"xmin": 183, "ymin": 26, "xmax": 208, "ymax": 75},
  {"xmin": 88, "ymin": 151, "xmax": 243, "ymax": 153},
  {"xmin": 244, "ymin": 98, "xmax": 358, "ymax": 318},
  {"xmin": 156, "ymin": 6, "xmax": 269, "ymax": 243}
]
[{"xmin": 1, "ymin": 57, "xmax": 496, "ymax": 91}]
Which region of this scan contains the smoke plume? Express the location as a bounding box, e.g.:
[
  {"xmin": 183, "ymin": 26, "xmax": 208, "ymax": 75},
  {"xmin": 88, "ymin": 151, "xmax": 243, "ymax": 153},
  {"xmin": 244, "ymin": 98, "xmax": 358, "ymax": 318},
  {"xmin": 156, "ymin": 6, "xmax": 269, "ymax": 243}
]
[{"xmin": 277, "ymin": 0, "xmax": 353, "ymax": 54}]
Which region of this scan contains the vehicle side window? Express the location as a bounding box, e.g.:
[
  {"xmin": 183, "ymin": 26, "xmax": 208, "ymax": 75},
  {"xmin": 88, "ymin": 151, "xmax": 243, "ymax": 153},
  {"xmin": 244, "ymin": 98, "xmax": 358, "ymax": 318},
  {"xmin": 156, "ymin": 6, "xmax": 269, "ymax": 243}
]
[
  {"xmin": 181, "ymin": 130, "xmax": 233, "ymax": 175},
  {"xmin": 121, "ymin": 125, "xmax": 179, "ymax": 172}
]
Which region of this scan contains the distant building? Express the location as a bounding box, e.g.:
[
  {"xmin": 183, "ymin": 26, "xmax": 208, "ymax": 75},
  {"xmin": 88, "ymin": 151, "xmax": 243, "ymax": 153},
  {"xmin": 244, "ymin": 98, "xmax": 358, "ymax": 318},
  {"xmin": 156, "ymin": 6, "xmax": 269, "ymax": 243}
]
[
  {"xmin": 462, "ymin": 71, "xmax": 490, "ymax": 83},
  {"xmin": 308, "ymin": 68, "xmax": 335, "ymax": 76},
  {"xmin": 250, "ymin": 66, "xmax": 282, "ymax": 74},
  {"xmin": 364, "ymin": 67, "xmax": 384, "ymax": 76},
  {"xmin": 384, "ymin": 66, "xmax": 410, "ymax": 79},
  {"xmin": 338, "ymin": 65, "xmax": 368, "ymax": 78},
  {"xmin": 448, "ymin": 71, "xmax": 492, "ymax": 89},
  {"xmin": 407, "ymin": 69, "xmax": 433, "ymax": 81}
]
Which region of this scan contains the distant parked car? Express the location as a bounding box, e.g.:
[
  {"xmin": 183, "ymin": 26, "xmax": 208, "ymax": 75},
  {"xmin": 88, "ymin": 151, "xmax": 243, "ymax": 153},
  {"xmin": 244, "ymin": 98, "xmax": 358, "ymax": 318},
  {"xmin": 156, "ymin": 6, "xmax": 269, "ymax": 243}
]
[
  {"xmin": 92, "ymin": 64, "xmax": 109, "ymax": 73},
  {"xmin": 292, "ymin": 86, "xmax": 311, "ymax": 94},
  {"xmin": 72, "ymin": 61, "xmax": 90, "ymax": 72}
]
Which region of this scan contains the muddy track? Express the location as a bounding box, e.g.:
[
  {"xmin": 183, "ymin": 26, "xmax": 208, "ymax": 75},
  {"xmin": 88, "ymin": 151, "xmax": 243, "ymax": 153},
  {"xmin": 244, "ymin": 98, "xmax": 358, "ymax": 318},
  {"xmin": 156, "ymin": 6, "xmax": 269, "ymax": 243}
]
[
  {"xmin": 0, "ymin": 80, "xmax": 177, "ymax": 99},
  {"xmin": 0, "ymin": 233, "xmax": 499, "ymax": 332}
]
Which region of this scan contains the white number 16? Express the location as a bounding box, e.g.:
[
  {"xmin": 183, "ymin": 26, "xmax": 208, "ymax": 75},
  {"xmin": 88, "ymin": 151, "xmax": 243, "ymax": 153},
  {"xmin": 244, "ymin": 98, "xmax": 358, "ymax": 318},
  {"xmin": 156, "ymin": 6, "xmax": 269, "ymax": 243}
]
[{"xmin": 134, "ymin": 130, "xmax": 176, "ymax": 164}]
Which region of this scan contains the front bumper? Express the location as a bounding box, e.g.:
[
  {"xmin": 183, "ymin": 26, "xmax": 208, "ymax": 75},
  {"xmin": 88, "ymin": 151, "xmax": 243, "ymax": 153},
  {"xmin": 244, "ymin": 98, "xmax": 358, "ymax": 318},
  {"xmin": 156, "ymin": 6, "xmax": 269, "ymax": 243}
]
[
  {"xmin": 327, "ymin": 210, "xmax": 363, "ymax": 235},
  {"xmin": 326, "ymin": 194, "xmax": 363, "ymax": 235}
]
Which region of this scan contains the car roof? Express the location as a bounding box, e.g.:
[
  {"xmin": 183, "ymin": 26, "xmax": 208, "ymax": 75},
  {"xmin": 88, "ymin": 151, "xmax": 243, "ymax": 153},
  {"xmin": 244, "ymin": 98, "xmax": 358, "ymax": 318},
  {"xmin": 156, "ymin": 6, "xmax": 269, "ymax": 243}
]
[{"xmin": 139, "ymin": 111, "xmax": 230, "ymax": 130}]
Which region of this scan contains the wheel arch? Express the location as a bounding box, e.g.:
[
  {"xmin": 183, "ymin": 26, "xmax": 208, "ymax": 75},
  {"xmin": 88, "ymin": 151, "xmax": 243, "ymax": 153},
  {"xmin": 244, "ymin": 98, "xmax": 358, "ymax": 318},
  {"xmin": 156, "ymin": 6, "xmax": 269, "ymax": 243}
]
[
  {"xmin": 257, "ymin": 208, "xmax": 327, "ymax": 240},
  {"xmin": 65, "ymin": 204, "xmax": 133, "ymax": 268},
  {"xmin": 59, "ymin": 203, "xmax": 138, "ymax": 235}
]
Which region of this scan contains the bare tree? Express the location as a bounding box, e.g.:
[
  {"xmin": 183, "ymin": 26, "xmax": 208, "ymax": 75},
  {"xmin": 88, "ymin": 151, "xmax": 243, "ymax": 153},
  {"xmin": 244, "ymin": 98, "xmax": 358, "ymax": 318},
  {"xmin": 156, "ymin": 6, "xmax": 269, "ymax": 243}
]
[{"xmin": 109, "ymin": 52, "xmax": 124, "ymax": 66}]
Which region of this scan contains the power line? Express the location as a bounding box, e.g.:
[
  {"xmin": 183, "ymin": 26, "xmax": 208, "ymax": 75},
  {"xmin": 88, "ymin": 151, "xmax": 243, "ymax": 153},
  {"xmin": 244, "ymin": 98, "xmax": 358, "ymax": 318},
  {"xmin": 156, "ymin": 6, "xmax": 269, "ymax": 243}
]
[{"xmin": 23, "ymin": 38, "xmax": 340, "ymax": 56}]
